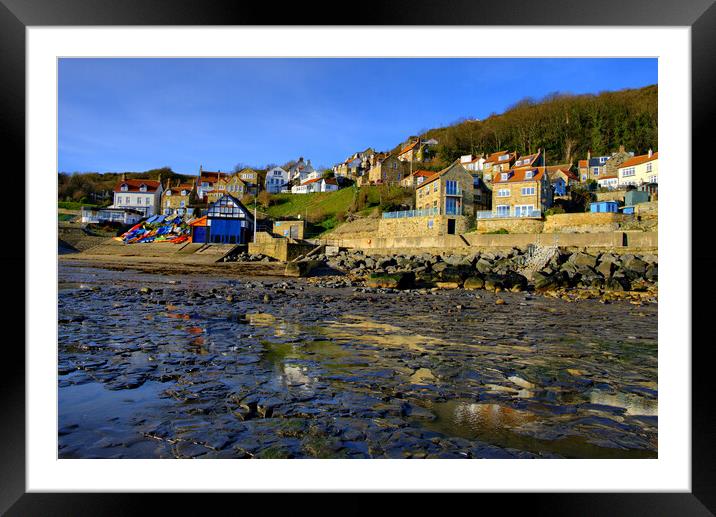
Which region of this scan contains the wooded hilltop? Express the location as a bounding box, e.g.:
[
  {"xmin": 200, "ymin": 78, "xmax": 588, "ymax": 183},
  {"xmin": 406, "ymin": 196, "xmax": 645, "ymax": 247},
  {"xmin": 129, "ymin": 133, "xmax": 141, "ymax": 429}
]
[{"xmin": 400, "ymin": 84, "xmax": 657, "ymax": 168}]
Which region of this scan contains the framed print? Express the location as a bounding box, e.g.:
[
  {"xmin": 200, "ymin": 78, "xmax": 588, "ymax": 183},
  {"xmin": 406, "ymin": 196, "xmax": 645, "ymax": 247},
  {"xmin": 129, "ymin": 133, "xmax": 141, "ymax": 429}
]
[{"xmin": 3, "ymin": 0, "xmax": 713, "ymax": 513}]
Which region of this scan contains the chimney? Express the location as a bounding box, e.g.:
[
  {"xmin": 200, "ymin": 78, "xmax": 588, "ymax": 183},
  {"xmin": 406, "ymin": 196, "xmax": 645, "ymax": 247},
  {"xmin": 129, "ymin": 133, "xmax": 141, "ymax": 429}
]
[
  {"xmin": 587, "ymin": 150, "xmax": 591, "ymax": 161},
  {"xmin": 619, "ymin": 145, "xmax": 625, "ymax": 153},
  {"xmin": 648, "ymin": 148, "xmax": 653, "ymax": 158},
  {"xmin": 121, "ymin": 173, "xmax": 126, "ymax": 181}
]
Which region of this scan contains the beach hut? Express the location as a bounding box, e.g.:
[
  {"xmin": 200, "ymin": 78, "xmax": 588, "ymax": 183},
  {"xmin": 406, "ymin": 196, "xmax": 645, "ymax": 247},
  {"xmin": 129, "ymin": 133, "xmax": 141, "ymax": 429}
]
[
  {"xmin": 189, "ymin": 216, "xmax": 208, "ymax": 244},
  {"xmin": 205, "ymin": 194, "xmax": 254, "ymax": 244},
  {"xmin": 589, "ymin": 201, "xmax": 618, "ymax": 213}
]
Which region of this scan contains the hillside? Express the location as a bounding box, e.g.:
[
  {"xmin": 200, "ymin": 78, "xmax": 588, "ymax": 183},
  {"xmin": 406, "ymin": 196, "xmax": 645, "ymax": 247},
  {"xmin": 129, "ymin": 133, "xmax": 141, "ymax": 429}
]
[
  {"xmin": 259, "ymin": 185, "xmax": 412, "ymax": 236},
  {"xmin": 401, "ymin": 84, "xmax": 658, "ymax": 168}
]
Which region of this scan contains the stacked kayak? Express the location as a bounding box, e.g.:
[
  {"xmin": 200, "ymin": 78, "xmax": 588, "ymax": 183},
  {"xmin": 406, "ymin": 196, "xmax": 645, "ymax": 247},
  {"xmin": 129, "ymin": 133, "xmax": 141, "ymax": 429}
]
[{"xmin": 118, "ymin": 215, "xmax": 193, "ymax": 244}]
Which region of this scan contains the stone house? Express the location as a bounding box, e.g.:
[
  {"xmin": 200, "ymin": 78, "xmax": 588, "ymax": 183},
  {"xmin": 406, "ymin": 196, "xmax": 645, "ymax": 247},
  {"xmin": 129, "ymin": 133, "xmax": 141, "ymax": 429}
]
[
  {"xmin": 397, "ymin": 138, "xmax": 435, "ymax": 163},
  {"xmin": 415, "ymin": 162, "xmax": 476, "ymax": 217},
  {"xmin": 111, "ymin": 175, "xmax": 163, "ymax": 217},
  {"xmin": 578, "ymin": 147, "xmax": 634, "ymax": 182},
  {"xmin": 513, "ymin": 151, "xmax": 544, "ymax": 169},
  {"xmin": 482, "ymin": 150, "xmax": 517, "ymax": 182},
  {"xmin": 367, "ymin": 154, "xmax": 408, "ymax": 185},
  {"xmin": 161, "ymin": 180, "xmax": 197, "ymax": 216},
  {"xmin": 196, "ymin": 167, "xmax": 228, "ymax": 200},
  {"xmin": 400, "ymin": 169, "xmax": 436, "ymax": 189},
  {"xmin": 603, "ymin": 146, "xmax": 635, "ymax": 178},
  {"xmin": 236, "ymin": 168, "xmax": 260, "ymax": 196},
  {"xmin": 472, "ymin": 175, "xmax": 493, "ymax": 211},
  {"xmin": 618, "ymin": 150, "xmax": 658, "ymax": 187},
  {"xmin": 545, "ymin": 166, "xmax": 578, "ymax": 196},
  {"xmin": 491, "ymin": 166, "xmax": 553, "ymax": 217},
  {"xmin": 334, "ymin": 147, "xmax": 377, "ymax": 181}
]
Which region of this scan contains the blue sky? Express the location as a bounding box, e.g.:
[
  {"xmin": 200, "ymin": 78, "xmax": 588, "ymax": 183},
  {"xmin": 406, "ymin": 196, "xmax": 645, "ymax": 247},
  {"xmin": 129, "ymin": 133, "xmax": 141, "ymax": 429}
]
[{"xmin": 58, "ymin": 58, "xmax": 657, "ymax": 173}]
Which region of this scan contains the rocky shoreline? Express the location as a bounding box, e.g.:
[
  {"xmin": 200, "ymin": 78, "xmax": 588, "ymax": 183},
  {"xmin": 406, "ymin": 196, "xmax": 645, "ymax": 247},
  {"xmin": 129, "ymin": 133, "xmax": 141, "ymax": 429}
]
[
  {"xmin": 58, "ymin": 265, "xmax": 658, "ymax": 459},
  {"xmin": 313, "ymin": 247, "xmax": 657, "ymax": 303}
]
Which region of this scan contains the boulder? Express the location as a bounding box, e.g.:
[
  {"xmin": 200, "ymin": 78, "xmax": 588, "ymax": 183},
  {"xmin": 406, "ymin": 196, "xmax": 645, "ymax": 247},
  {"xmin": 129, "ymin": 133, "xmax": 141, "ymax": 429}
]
[
  {"xmin": 596, "ymin": 259, "xmax": 615, "ymax": 278},
  {"xmin": 569, "ymin": 252, "xmax": 598, "ymax": 269},
  {"xmin": 475, "ymin": 258, "xmax": 493, "ymax": 275},
  {"xmin": 622, "ymin": 256, "xmax": 648, "ymax": 275},
  {"xmin": 606, "ymin": 274, "xmax": 630, "ymax": 292},
  {"xmin": 463, "ymin": 276, "xmax": 485, "ymax": 290},
  {"xmin": 484, "ymin": 274, "xmax": 504, "ymax": 291},
  {"xmin": 532, "ymin": 271, "xmax": 558, "ymax": 291},
  {"xmin": 365, "ymin": 272, "xmax": 415, "ymax": 290}
]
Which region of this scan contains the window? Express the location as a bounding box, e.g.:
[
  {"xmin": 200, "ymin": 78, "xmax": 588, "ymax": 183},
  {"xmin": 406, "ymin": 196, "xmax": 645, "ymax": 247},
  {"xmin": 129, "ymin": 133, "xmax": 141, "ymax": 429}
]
[
  {"xmin": 592, "ymin": 167, "xmax": 600, "ymax": 176},
  {"xmin": 120, "ymin": 184, "xmax": 128, "ymax": 192},
  {"xmin": 646, "ymin": 163, "xmax": 653, "ymax": 172},
  {"xmin": 501, "ymin": 173, "xmax": 509, "ymax": 181},
  {"xmin": 165, "ymin": 190, "xmax": 171, "ymax": 196},
  {"xmin": 498, "ymin": 189, "xmax": 510, "ymax": 197},
  {"xmin": 139, "ymin": 184, "xmax": 147, "ymax": 192},
  {"xmin": 521, "ymin": 187, "xmax": 536, "ymax": 196},
  {"xmin": 445, "ymin": 180, "xmax": 459, "ymax": 195},
  {"xmin": 525, "ymin": 171, "xmax": 533, "ymax": 179},
  {"xmin": 146, "ymin": 198, "xmax": 150, "ymax": 205},
  {"xmin": 433, "ymin": 183, "xmax": 438, "ymax": 192},
  {"xmin": 496, "ymin": 205, "xmax": 510, "ymax": 216},
  {"xmin": 181, "ymin": 190, "xmax": 187, "ymax": 196},
  {"xmin": 622, "ymin": 167, "xmax": 636, "ymax": 177},
  {"xmin": 499, "ymin": 154, "xmax": 509, "ymax": 161},
  {"xmin": 599, "ymin": 157, "xmax": 607, "ymax": 163}
]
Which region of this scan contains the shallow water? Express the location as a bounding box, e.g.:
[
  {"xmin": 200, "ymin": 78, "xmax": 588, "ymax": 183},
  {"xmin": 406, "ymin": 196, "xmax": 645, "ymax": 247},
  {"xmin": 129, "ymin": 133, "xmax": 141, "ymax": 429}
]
[{"xmin": 58, "ymin": 264, "xmax": 658, "ymax": 459}]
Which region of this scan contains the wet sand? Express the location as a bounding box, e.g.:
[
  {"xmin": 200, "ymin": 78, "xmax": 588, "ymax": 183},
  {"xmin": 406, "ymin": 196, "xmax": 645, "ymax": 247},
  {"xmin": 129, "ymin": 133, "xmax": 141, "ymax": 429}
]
[{"xmin": 58, "ymin": 263, "xmax": 657, "ymax": 459}]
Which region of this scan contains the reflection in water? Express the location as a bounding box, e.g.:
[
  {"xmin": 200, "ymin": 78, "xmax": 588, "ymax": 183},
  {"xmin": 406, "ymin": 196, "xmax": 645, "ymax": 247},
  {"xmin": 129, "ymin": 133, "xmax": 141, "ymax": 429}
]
[
  {"xmin": 322, "ymin": 315, "xmax": 444, "ymax": 353},
  {"xmin": 451, "ymin": 402, "xmax": 536, "ymax": 431},
  {"xmin": 410, "ymin": 368, "xmax": 436, "ymax": 385},
  {"xmin": 590, "ymin": 389, "xmax": 658, "ymax": 416},
  {"xmin": 282, "ymin": 364, "xmax": 313, "ymax": 387}
]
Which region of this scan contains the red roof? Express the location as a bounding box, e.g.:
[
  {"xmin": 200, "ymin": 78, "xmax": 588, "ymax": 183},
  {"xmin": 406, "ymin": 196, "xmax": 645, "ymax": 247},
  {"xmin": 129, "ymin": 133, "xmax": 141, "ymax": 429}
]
[
  {"xmin": 113, "ymin": 179, "xmax": 161, "ymax": 193},
  {"xmin": 398, "ymin": 140, "xmax": 419, "ymax": 156},
  {"xmin": 412, "ymin": 170, "xmax": 436, "ymax": 178},
  {"xmin": 598, "ymin": 174, "xmax": 619, "ymax": 180},
  {"xmin": 578, "ymin": 160, "xmax": 588, "ymax": 168},
  {"xmin": 166, "ymin": 184, "xmax": 194, "ymax": 195},
  {"xmin": 618, "ymin": 152, "xmax": 658, "ymax": 168},
  {"xmin": 302, "ymin": 177, "xmax": 322, "ymax": 185},
  {"xmin": 484, "ymin": 151, "xmax": 516, "ymax": 164},
  {"xmin": 492, "ymin": 167, "xmax": 546, "ymax": 184},
  {"xmin": 199, "ymin": 171, "xmax": 226, "ymax": 183}
]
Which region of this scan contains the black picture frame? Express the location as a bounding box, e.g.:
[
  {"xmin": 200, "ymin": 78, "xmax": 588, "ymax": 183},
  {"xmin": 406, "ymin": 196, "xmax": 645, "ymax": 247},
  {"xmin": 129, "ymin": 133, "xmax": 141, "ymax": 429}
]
[{"xmin": 4, "ymin": 0, "xmax": 712, "ymax": 513}]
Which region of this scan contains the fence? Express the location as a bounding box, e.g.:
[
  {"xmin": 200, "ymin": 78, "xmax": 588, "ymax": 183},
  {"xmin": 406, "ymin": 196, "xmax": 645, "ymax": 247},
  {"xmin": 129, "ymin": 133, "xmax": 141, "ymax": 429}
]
[
  {"xmin": 475, "ymin": 209, "xmax": 542, "ymax": 220},
  {"xmin": 382, "ymin": 207, "xmax": 441, "ymax": 219}
]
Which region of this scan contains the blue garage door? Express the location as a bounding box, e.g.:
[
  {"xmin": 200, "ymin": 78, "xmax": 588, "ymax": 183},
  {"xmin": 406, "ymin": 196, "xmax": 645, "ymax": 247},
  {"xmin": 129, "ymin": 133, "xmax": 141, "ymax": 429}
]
[
  {"xmin": 192, "ymin": 226, "xmax": 208, "ymax": 243},
  {"xmin": 209, "ymin": 219, "xmax": 245, "ymax": 244}
]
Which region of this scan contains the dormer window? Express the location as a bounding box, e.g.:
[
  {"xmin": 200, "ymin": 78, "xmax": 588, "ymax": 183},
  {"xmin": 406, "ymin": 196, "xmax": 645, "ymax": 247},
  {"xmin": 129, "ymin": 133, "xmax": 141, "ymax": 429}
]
[
  {"xmin": 120, "ymin": 183, "xmax": 128, "ymax": 192},
  {"xmin": 499, "ymin": 154, "xmax": 509, "ymax": 161},
  {"xmin": 525, "ymin": 171, "xmax": 533, "ymax": 179},
  {"xmin": 166, "ymin": 190, "xmax": 172, "ymax": 196},
  {"xmin": 181, "ymin": 190, "xmax": 187, "ymax": 196},
  {"xmin": 139, "ymin": 184, "xmax": 147, "ymax": 192},
  {"xmin": 501, "ymin": 173, "xmax": 509, "ymax": 181}
]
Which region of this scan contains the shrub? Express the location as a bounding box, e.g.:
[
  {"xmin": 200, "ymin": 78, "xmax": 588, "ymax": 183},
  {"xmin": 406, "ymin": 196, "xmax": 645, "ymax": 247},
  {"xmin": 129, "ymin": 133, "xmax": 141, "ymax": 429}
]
[{"xmin": 545, "ymin": 206, "xmax": 566, "ymax": 215}]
